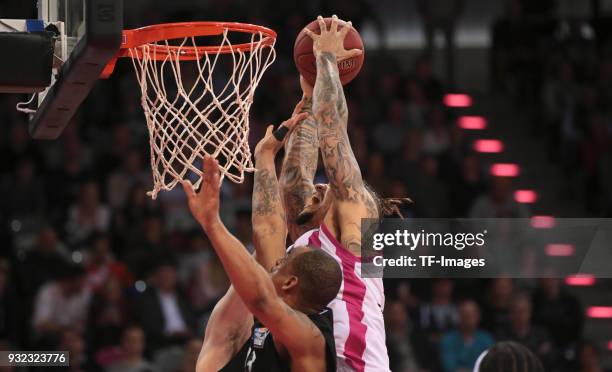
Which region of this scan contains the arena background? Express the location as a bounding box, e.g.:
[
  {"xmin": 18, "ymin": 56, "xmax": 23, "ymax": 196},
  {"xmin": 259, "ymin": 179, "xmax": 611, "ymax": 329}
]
[{"xmin": 1, "ymin": 0, "xmax": 612, "ymax": 371}]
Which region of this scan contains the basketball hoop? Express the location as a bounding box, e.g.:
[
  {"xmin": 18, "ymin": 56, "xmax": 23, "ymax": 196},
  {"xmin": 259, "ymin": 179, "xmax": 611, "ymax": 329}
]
[{"xmin": 103, "ymin": 22, "xmax": 277, "ymax": 199}]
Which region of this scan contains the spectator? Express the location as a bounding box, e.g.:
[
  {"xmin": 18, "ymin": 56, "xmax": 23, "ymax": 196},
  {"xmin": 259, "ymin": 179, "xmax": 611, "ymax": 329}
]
[
  {"xmin": 2, "ymin": 157, "xmax": 45, "ymax": 224},
  {"xmin": 0, "ymin": 260, "xmax": 19, "ymax": 345},
  {"xmin": 123, "ymin": 215, "xmax": 167, "ymax": 279},
  {"xmin": 449, "ymin": 155, "xmax": 486, "ymax": 217},
  {"xmin": 496, "ymin": 293, "xmax": 555, "ymax": 368},
  {"xmin": 32, "ymin": 264, "xmax": 90, "ymax": 337},
  {"xmin": 0, "ymin": 340, "xmax": 15, "ymax": 372},
  {"xmin": 106, "ymin": 150, "xmax": 149, "ymax": 209},
  {"xmin": 106, "ymin": 326, "xmax": 158, "ymax": 372},
  {"xmin": 88, "ymin": 277, "xmax": 133, "ymax": 353},
  {"xmin": 85, "ymin": 233, "xmax": 132, "ymax": 292},
  {"xmin": 409, "ymin": 155, "xmax": 451, "ymax": 217},
  {"xmin": 65, "ymin": 181, "xmax": 111, "ymax": 248},
  {"xmin": 470, "ymin": 177, "xmax": 530, "ymax": 218},
  {"xmin": 385, "ymin": 300, "xmax": 421, "ymax": 372},
  {"xmin": 440, "ymin": 300, "xmax": 494, "ymax": 372},
  {"xmin": 56, "ymin": 328, "xmax": 97, "ymax": 372},
  {"xmin": 136, "ymin": 260, "xmax": 196, "ymax": 354},
  {"xmin": 177, "ymin": 338, "xmax": 202, "ymax": 372},
  {"xmin": 480, "ymin": 278, "xmax": 514, "ymax": 334},
  {"xmin": 531, "ymin": 278, "xmax": 583, "ymax": 349},
  {"xmin": 416, "ymin": 0, "xmax": 464, "ymax": 87},
  {"xmin": 417, "ymin": 279, "xmax": 459, "ymax": 371},
  {"xmin": 418, "ymin": 279, "xmax": 459, "ymax": 335},
  {"xmin": 18, "ymin": 226, "xmax": 69, "ymax": 299},
  {"xmin": 373, "ymin": 100, "xmax": 408, "ymax": 155},
  {"xmin": 574, "ymin": 341, "xmax": 605, "ymax": 372}
]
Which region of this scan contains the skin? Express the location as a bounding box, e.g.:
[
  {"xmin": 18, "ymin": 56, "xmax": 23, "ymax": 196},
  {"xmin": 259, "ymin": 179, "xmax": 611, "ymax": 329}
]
[
  {"xmin": 184, "ymin": 136, "xmax": 328, "ymax": 370},
  {"xmin": 280, "ymin": 82, "xmax": 321, "ymax": 241},
  {"xmin": 300, "ymin": 15, "xmax": 378, "ymax": 256}
]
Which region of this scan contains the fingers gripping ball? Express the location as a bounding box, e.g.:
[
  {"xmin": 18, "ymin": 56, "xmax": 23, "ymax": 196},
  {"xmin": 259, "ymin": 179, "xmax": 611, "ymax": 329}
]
[{"xmin": 294, "ymin": 17, "xmax": 365, "ymax": 86}]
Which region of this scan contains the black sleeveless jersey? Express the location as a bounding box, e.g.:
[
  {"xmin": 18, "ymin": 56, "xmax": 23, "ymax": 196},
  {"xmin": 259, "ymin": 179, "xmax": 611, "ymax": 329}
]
[{"xmin": 219, "ymin": 308, "xmax": 336, "ymax": 372}]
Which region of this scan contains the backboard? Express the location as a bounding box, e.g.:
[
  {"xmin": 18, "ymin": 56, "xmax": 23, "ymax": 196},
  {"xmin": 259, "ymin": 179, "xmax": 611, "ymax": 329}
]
[{"xmin": 29, "ymin": 0, "xmax": 122, "ymax": 139}]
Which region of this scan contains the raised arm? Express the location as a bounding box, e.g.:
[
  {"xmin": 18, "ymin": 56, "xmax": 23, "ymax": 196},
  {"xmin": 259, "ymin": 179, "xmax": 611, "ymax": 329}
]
[
  {"xmin": 305, "ymin": 16, "xmax": 375, "ymax": 210},
  {"xmin": 280, "ymin": 88, "xmax": 320, "ymax": 241},
  {"xmin": 184, "ymin": 156, "xmax": 325, "ymax": 357},
  {"xmin": 252, "ymin": 111, "xmax": 307, "ymax": 270}
]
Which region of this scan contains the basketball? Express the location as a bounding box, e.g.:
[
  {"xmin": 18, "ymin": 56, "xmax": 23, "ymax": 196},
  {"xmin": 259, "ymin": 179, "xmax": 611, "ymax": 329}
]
[{"xmin": 294, "ymin": 17, "xmax": 365, "ymax": 86}]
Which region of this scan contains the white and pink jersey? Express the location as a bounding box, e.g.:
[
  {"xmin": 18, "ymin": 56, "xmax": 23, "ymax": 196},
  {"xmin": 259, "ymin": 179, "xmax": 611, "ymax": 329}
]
[{"xmin": 291, "ymin": 224, "xmax": 390, "ymax": 372}]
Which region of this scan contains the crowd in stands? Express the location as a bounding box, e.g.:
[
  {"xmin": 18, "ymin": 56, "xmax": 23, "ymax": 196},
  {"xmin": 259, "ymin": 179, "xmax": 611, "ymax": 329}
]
[
  {"xmin": 492, "ymin": 0, "xmax": 612, "ymax": 216},
  {"xmin": 0, "ymin": 0, "xmax": 607, "ymax": 371}
]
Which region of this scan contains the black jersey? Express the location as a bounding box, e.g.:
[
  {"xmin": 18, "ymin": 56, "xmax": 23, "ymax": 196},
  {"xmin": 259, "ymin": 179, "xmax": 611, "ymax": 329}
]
[{"xmin": 219, "ymin": 308, "xmax": 336, "ymax": 372}]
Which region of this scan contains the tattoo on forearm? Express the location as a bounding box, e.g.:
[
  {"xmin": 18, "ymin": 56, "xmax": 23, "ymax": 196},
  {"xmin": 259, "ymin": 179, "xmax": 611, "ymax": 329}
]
[
  {"xmin": 280, "ymin": 96, "xmax": 319, "ymax": 229},
  {"xmin": 253, "ymin": 169, "xmax": 284, "ymax": 220},
  {"xmin": 313, "ymin": 52, "xmax": 374, "ymax": 214}
]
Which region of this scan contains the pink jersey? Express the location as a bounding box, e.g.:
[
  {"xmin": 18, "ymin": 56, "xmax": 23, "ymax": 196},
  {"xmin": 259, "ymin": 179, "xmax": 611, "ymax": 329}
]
[{"xmin": 291, "ymin": 224, "xmax": 390, "ymax": 372}]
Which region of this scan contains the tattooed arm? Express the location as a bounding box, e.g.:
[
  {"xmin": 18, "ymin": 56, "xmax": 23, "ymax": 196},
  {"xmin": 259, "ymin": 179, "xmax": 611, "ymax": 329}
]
[
  {"xmin": 279, "ymin": 91, "xmax": 320, "ymax": 241},
  {"xmin": 253, "ymin": 113, "xmax": 308, "ymax": 269},
  {"xmin": 306, "ymin": 16, "xmax": 378, "ymax": 254}
]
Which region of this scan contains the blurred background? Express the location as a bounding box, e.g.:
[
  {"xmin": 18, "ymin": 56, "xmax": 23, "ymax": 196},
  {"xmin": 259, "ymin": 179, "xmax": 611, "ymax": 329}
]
[{"xmin": 0, "ymin": 0, "xmax": 612, "ymax": 371}]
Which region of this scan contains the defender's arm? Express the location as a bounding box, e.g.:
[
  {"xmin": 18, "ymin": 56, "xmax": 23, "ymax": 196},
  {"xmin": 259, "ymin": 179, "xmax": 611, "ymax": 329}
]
[{"xmin": 184, "ymin": 156, "xmax": 325, "ymax": 356}]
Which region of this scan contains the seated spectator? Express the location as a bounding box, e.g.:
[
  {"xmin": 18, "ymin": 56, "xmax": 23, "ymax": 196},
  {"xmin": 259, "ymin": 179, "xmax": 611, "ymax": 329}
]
[
  {"xmin": 480, "ymin": 278, "xmax": 514, "ymax": 334},
  {"xmin": 496, "ymin": 293, "xmax": 555, "ymax": 368},
  {"xmin": 18, "ymin": 226, "xmax": 69, "ymax": 299},
  {"xmin": 574, "ymin": 341, "xmax": 605, "ymax": 372},
  {"xmin": 106, "ymin": 326, "xmax": 158, "ymax": 372},
  {"xmin": 123, "ymin": 215, "xmax": 167, "ymax": 279},
  {"xmin": 136, "ymin": 260, "xmax": 196, "ymax": 354},
  {"xmin": 106, "ymin": 150, "xmax": 149, "ymax": 209},
  {"xmin": 449, "ymin": 154, "xmax": 486, "ymax": 217},
  {"xmin": 373, "ymin": 100, "xmax": 408, "ymax": 155},
  {"xmin": 365, "ymin": 152, "xmax": 389, "ymax": 196},
  {"xmin": 422, "ymin": 107, "xmax": 450, "ymax": 156},
  {"xmin": 409, "ymin": 155, "xmax": 451, "ymax": 217},
  {"xmin": 470, "ymin": 177, "xmax": 530, "ymax": 218},
  {"xmin": 418, "ymin": 279, "xmax": 459, "ymax": 336},
  {"xmin": 440, "ymin": 300, "xmax": 494, "ymax": 372},
  {"xmin": 65, "ymin": 181, "xmax": 111, "ymax": 248},
  {"xmin": 0, "ymin": 260, "xmax": 19, "ymax": 345},
  {"xmin": 185, "ymin": 254, "xmax": 229, "ymax": 316},
  {"xmin": 2, "ymin": 157, "xmax": 45, "ymax": 226},
  {"xmin": 57, "ymin": 327, "xmax": 97, "ymax": 372},
  {"xmin": 0, "ymin": 340, "xmax": 15, "ymax": 372},
  {"xmin": 476, "ymin": 341, "xmax": 544, "ymax": 372},
  {"xmin": 32, "ymin": 264, "xmax": 90, "ymax": 338},
  {"xmin": 88, "ymin": 277, "xmax": 133, "ymax": 354},
  {"xmin": 178, "ymin": 338, "xmax": 202, "ymax": 372},
  {"xmin": 85, "ymin": 233, "xmax": 132, "ymax": 292},
  {"xmin": 531, "ymin": 278, "xmax": 583, "ymax": 349},
  {"xmin": 385, "ymin": 300, "xmax": 421, "ymax": 372},
  {"xmin": 417, "ymin": 279, "xmax": 459, "ymax": 371}
]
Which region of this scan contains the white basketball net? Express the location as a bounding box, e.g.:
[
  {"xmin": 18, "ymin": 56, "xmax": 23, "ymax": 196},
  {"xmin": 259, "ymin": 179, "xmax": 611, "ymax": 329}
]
[{"xmin": 128, "ymin": 29, "xmax": 276, "ymax": 199}]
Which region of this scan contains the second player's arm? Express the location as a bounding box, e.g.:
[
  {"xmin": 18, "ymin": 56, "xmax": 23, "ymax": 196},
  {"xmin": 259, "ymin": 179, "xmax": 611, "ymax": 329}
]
[
  {"xmin": 185, "ymin": 156, "xmax": 325, "ymax": 357},
  {"xmin": 280, "ymin": 94, "xmax": 320, "ymax": 241},
  {"xmin": 252, "ymin": 147, "xmax": 288, "ymax": 271}
]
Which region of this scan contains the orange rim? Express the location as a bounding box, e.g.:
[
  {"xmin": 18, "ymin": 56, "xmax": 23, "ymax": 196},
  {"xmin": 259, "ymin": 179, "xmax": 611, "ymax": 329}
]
[{"xmin": 102, "ymin": 22, "xmax": 276, "ymax": 78}]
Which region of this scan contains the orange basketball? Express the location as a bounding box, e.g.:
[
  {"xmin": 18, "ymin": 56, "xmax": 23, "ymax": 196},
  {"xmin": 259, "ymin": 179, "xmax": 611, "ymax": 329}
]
[{"xmin": 294, "ymin": 18, "xmax": 365, "ymax": 86}]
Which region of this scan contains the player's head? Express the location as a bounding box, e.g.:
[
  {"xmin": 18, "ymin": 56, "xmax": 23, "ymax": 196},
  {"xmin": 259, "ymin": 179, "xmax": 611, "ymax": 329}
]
[
  {"xmin": 270, "ymin": 245, "xmax": 342, "ymax": 311},
  {"xmin": 295, "ymin": 183, "xmax": 335, "ymax": 226},
  {"xmin": 475, "ymin": 341, "xmax": 544, "ymax": 372}
]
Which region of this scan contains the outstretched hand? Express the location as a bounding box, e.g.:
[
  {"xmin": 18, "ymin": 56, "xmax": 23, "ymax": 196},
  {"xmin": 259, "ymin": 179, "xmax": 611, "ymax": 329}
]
[
  {"xmin": 182, "ymin": 155, "xmax": 222, "ymax": 228},
  {"xmin": 303, "ymin": 15, "xmax": 362, "ymax": 62},
  {"xmin": 254, "ymin": 100, "xmax": 309, "ymax": 159}
]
